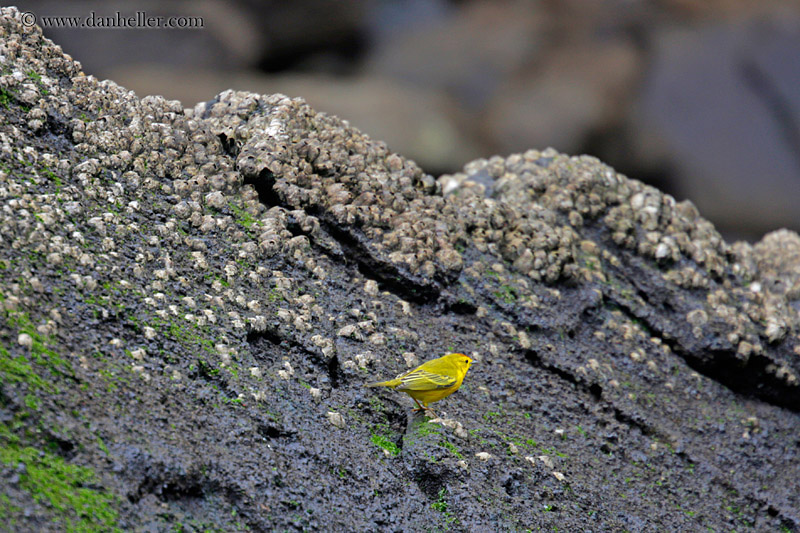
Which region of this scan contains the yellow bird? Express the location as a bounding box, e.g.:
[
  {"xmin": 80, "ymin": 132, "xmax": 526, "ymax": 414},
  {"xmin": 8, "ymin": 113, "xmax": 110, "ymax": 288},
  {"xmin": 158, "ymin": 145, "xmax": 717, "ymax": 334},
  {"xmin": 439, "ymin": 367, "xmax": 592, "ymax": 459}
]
[{"xmin": 366, "ymin": 353, "xmax": 473, "ymax": 416}]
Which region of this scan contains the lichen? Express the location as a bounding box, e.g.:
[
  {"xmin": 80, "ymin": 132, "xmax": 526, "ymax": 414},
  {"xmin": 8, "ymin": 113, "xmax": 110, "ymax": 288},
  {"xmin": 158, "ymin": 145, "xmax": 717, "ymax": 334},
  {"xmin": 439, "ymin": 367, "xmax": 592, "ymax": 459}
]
[{"xmin": 0, "ymin": 425, "xmax": 119, "ymax": 532}]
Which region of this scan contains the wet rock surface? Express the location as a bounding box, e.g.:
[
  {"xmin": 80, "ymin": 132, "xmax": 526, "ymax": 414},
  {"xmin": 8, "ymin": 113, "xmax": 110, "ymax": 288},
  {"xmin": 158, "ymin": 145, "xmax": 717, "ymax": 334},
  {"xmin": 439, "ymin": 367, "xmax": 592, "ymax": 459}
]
[{"xmin": 1, "ymin": 8, "xmax": 798, "ymax": 532}]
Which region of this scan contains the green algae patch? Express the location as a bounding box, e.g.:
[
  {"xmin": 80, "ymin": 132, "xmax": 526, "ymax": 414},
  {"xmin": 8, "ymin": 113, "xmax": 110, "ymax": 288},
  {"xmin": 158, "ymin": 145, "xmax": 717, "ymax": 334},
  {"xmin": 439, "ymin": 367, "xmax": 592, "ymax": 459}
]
[
  {"xmin": 0, "ymin": 308, "xmax": 72, "ymax": 393},
  {"xmin": 370, "ymin": 432, "xmax": 400, "ymax": 456},
  {"xmin": 0, "ymin": 342, "xmax": 50, "ymax": 391},
  {"xmin": 0, "ymin": 308, "xmax": 118, "ymax": 531},
  {"xmin": 0, "ymin": 430, "xmax": 119, "ymax": 532}
]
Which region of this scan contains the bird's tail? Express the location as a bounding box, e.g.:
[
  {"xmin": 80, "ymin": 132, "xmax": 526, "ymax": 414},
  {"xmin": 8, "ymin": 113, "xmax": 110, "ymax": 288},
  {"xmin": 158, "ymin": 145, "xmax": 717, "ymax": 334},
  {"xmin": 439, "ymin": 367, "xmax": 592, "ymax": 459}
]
[{"xmin": 365, "ymin": 379, "xmax": 400, "ymax": 388}]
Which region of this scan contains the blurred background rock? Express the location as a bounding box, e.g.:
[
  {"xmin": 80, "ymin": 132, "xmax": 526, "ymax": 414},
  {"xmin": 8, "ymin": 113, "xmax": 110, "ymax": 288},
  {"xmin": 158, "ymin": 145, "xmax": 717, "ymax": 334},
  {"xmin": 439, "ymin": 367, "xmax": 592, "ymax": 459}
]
[{"xmin": 26, "ymin": 0, "xmax": 800, "ymax": 241}]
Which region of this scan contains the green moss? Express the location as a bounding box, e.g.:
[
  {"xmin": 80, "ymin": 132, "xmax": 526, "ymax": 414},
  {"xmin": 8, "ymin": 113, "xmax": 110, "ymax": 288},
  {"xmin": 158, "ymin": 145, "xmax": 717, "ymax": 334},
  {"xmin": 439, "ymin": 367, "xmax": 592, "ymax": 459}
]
[
  {"xmin": 6, "ymin": 311, "xmax": 70, "ymax": 373},
  {"xmin": 0, "ymin": 344, "xmax": 50, "ymax": 391},
  {"xmin": 405, "ymin": 420, "xmax": 465, "ymax": 459},
  {"xmin": 224, "ymin": 397, "xmax": 245, "ymax": 407},
  {"xmin": 370, "ymin": 433, "xmax": 400, "ymax": 456},
  {"xmin": 145, "ymin": 313, "xmax": 218, "ymax": 356},
  {"xmin": 23, "ymin": 394, "xmax": 41, "ymax": 411},
  {"xmin": 415, "ymin": 420, "xmax": 443, "ymax": 438},
  {"xmin": 0, "ymin": 431, "xmax": 119, "ymax": 532},
  {"xmin": 493, "ymin": 284, "xmax": 518, "ymax": 304},
  {"xmin": 439, "ymin": 439, "xmax": 463, "ymax": 459},
  {"xmin": 0, "ymin": 491, "xmax": 20, "ymax": 525},
  {"xmin": 97, "ymin": 438, "xmax": 109, "ymax": 456},
  {"xmin": 368, "ymin": 396, "xmax": 385, "ymax": 412},
  {"xmin": 430, "ymin": 487, "xmax": 458, "ymax": 530},
  {"xmin": 228, "ymin": 200, "xmax": 257, "ymax": 229},
  {"xmin": 0, "ymin": 88, "xmax": 11, "ymax": 109},
  {"xmin": 198, "ymin": 359, "xmax": 220, "ymax": 377},
  {"xmin": 431, "ymin": 487, "xmax": 448, "ymax": 512},
  {"xmin": 483, "ymin": 410, "xmax": 502, "ymax": 421},
  {"xmin": 0, "ymin": 310, "xmax": 71, "ymax": 397},
  {"xmin": 540, "ymin": 446, "xmax": 568, "ymax": 458},
  {"xmin": 97, "ymin": 368, "xmax": 119, "ymax": 392},
  {"xmin": 484, "ymin": 269, "xmax": 501, "ymax": 281}
]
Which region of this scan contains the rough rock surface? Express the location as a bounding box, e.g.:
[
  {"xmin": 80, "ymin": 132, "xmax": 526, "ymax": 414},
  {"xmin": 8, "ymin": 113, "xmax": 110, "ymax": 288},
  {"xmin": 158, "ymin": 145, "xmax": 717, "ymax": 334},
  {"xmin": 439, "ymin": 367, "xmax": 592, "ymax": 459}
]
[{"xmin": 1, "ymin": 8, "xmax": 798, "ymax": 532}]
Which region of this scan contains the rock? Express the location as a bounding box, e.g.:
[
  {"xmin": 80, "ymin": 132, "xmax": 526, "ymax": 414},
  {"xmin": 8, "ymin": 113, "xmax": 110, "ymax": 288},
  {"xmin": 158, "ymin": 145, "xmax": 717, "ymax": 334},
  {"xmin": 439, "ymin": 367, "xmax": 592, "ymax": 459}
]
[
  {"xmin": 627, "ymin": 15, "xmax": 800, "ymax": 239},
  {"xmin": 327, "ymin": 411, "xmax": 346, "ymax": 429},
  {"xmin": 1, "ymin": 7, "xmax": 799, "ymax": 532}
]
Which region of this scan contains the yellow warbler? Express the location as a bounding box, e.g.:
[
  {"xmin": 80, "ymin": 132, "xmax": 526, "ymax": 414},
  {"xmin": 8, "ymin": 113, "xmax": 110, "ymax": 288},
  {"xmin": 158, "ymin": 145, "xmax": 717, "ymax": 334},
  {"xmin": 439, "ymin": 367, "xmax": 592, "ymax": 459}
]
[{"xmin": 366, "ymin": 353, "xmax": 473, "ymax": 416}]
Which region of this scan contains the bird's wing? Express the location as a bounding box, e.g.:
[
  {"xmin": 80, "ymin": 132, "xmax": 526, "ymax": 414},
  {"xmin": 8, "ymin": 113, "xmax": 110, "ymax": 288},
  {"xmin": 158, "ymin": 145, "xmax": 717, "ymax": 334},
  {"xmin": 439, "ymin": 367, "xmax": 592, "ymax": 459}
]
[{"xmin": 396, "ymin": 369, "xmax": 456, "ymax": 391}]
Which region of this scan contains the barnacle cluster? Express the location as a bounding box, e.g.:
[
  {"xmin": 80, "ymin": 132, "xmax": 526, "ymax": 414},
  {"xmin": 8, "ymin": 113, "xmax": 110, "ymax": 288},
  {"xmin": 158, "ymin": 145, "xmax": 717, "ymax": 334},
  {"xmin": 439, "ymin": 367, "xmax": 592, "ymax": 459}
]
[
  {"xmin": 0, "ymin": 8, "xmax": 331, "ymax": 387},
  {"xmin": 441, "ymin": 149, "xmax": 799, "ymax": 388},
  {"xmin": 198, "ymin": 90, "xmax": 467, "ymax": 282}
]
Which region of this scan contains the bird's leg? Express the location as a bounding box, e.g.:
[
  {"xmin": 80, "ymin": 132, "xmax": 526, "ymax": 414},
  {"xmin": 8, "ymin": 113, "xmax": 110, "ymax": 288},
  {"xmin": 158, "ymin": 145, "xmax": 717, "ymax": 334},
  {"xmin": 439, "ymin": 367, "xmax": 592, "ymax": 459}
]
[{"xmin": 411, "ymin": 399, "xmax": 436, "ymax": 418}]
